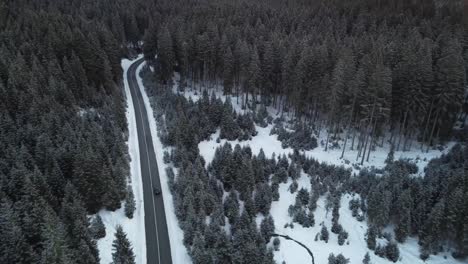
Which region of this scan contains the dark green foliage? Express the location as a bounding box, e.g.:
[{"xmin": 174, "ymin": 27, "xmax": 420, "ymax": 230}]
[
  {"xmin": 111, "ymin": 226, "xmax": 135, "ymax": 264},
  {"xmin": 338, "ymin": 230, "xmax": 348, "ymax": 246},
  {"xmin": 224, "ymin": 192, "xmax": 239, "ymax": 225},
  {"xmin": 90, "ymin": 215, "xmax": 106, "ymax": 239},
  {"xmin": 385, "ymin": 242, "xmax": 400, "ymax": 262},
  {"xmin": 328, "ymin": 253, "xmax": 350, "ymax": 264},
  {"xmin": 255, "ymin": 183, "xmax": 273, "ymax": 215},
  {"xmin": 321, "ymin": 225, "xmax": 329, "ymax": 243},
  {"xmin": 271, "ymin": 122, "xmax": 318, "ymax": 151},
  {"xmin": 163, "ymin": 151, "xmax": 171, "ymax": 164},
  {"xmin": 260, "ymin": 215, "xmax": 275, "ymax": 242},
  {"xmin": 349, "ymin": 198, "xmax": 361, "ymax": 218},
  {"xmin": 296, "ymin": 188, "xmax": 310, "ymax": 206},
  {"xmin": 124, "ymin": 187, "xmax": 136, "ymax": 219},
  {"xmin": 366, "ymin": 226, "xmax": 377, "ymax": 250},
  {"xmin": 273, "ymin": 237, "xmax": 280, "ymax": 251},
  {"xmin": 0, "ymin": 0, "xmax": 137, "ymax": 258},
  {"xmin": 191, "ymin": 232, "xmax": 211, "ymax": 264},
  {"xmin": 166, "ymin": 167, "xmax": 176, "ymax": 192},
  {"xmin": 289, "ymin": 180, "xmax": 298, "ymax": 193},
  {"xmin": 362, "ymin": 252, "xmax": 371, "ymax": 264}
]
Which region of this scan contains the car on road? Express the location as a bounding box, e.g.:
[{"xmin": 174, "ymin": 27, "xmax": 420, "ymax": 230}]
[{"xmin": 153, "ymin": 187, "xmax": 161, "ymax": 195}]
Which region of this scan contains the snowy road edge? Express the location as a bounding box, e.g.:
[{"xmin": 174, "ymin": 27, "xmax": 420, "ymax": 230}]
[
  {"xmin": 124, "ymin": 56, "xmax": 147, "ymax": 264},
  {"xmin": 135, "ymin": 61, "xmax": 191, "ymax": 264}
]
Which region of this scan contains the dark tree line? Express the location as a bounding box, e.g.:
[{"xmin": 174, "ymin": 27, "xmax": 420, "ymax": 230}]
[{"xmin": 144, "ymin": 0, "xmax": 466, "ymax": 163}]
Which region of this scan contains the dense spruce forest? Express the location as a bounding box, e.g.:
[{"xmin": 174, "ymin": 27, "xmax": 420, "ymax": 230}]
[
  {"xmin": 143, "ymin": 0, "xmax": 467, "ymax": 158},
  {"xmin": 0, "ymin": 0, "xmax": 153, "ymax": 263},
  {"xmin": 0, "ymin": 0, "xmax": 467, "ymax": 263}
]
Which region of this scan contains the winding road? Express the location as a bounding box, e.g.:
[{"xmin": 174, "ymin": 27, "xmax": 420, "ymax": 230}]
[{"xmin": 127, "ymin": 58, "xmax": 172, "ymax": 264}]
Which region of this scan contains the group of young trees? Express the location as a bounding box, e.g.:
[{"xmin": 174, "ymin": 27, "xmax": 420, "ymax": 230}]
[
  {"xmin": 144, "ymin": 0, "xmax": 466, "ymax": 162},
  {"xmin": 350, "ymin": 143, "xmax": 468, "ymax": 260},
  {"xmin": 144, "ymin": 70, "xmax": 278, "ymax": 262}
]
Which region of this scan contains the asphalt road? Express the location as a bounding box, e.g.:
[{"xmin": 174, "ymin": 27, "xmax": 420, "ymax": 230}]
[{"xmin": 127, "ymin": 58, "xmax": 172, "ymax": 264}]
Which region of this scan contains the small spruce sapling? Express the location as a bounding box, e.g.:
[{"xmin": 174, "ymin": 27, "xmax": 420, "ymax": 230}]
[
  {"xmin": 124, "ymin": 186, "xmax": 136, "ymax": 219},
  {"xmin": 273, "ymin": 237, "xmax": 281, "ymax": 251},
  {"xmin": 90, "ymin": 215, "xmax": 106, "ymax": 239}
]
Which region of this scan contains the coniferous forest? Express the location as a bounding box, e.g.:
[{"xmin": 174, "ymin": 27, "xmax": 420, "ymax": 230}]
[
  {"xmin": 0, "ymin": 0, "xmax": 151, "ymax": 263},
  {"xmin": 0, "ymin": 0, "xmax": 467, "ymax": 263}
]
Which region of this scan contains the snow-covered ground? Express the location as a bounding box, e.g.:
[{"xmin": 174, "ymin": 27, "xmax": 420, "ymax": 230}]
[
  {"xmin": 136, "ymin": 62, "xmax": 191, "ymax": 264},
  {"xmin": 94, "ymin": 56, "xmax": 146, "ymax": 264},
  {"xmin": 183, "ymin": 83, "xmax": 454, "ymax": 174},
  {"xmin": 268, "ymin": 174, "xmax": 463, "ymax": 264},
  {"xmin": 174, "ymin": 84, "xmax": 461, "ymax": 264}
]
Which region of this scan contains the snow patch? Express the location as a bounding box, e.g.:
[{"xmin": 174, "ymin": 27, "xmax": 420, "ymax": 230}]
[{"xmin": 269, "ymin": 180, "xmax": 464, "ymax": 264}]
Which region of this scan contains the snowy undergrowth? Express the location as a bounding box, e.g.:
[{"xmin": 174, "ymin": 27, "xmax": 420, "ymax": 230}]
[
  {"xmin": 94, "ymin": 56, "xmax": 146, "ymax": 264},
  {"xmin": 183, "ymin": 83, "xmax": 454, "ymax": 174},
  {"xmin": 268, "ymin": 174, "xmax": 463, "ymax": 264},
  {"xmin": 174, "ymin": 83, "xmax": 460, "ymax": 264},
  {"xmin": 136, "ymin": 63, "xmax": 191, "ymax": 264}
]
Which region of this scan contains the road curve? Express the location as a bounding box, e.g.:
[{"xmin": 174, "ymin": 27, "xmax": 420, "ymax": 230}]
[{"xmin": 127, "ymin": 58, "xmax": 172, "ymax": 264}]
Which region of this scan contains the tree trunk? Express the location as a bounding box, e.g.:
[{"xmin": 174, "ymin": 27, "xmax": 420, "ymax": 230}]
[
  {"xmin": 366, "ymin": 115, "xmax": 379, "ymax": 162},
  {"xmin": 361, "ymin": 100, "xmax": 377, "ymax": 165},
  {"xmin": 397, "ymin": 109, "xmax": 408, "ymax": 151},
  {"xmin": 426, "ymin": 109, "xmax": 440, "ymax": 153},
  {"xmin": 420, "ymin": 98, "xmax": 434, "ymax": 151},
  {"xmin": 340, "ymin": 93, "xmax": 357, "ymax": 159},
  {"xmin": 407, "ymin": 130, "xmax": 414, "ymax": 151}
]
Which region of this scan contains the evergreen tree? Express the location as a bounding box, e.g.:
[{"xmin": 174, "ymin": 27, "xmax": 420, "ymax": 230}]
[
  {"xmin": 260, "ymin": 215, "xmax": 275, "ymax": 242},
  {"xmin": 254, "ymin": 183, "xmax": 273, "ymax": 215},
  {"xmin": 111, "ymin": 226, "xmax": 135, "ymax": 264},
  {"xmin": 366, "ymin": 226, "xmax": 377, "ymax": 250},
  {"xmin": 191, "ymin": 232, "xmax": 211, "ymax": 264},
  {"xmin": 321, "ymin": 225, "xmax": 329, "ymax": 243},
  {"xmin": 124, "ymin": 187, "xmax": 136, "ymax": 219},
  {"xmin": 362, "ymin": 252, "xmax": 371, "ymax": 264},
  {"xmin": 385, "ymin": 242, "xmax": 400, "ymax": 262},
  {"xmin": 328, "ymin": 253, "xmax": 350, "ymax": 264},
  {"xmin": 90, "ymin": 215, "xmax": 106, "ymax": 240},
  {"xmin": 157, "ymin": 26, "xmax": 175, "ymax": 82}
]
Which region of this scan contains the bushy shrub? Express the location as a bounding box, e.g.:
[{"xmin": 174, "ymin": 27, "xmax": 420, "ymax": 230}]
[{"xmin": 270, "ymin": 122, "xmax": 318, "ymax": 150}]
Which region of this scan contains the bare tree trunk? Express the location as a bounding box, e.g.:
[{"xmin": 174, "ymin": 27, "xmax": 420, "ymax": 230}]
[
  {"xmin": 397, "ymin": 110, "xmax": 408, "ymax": 151},
  {"xmin": 351, "ymin": 127, "xmax": 356, "ymax": 150},
  {"xmin": 361, "ymin": 101, "xmax": 377, "ymax": 165},
  {"xmin": 325, "ymin": 125, "xmax": 331, "ymax": 151},
  {"xmin": 426, "ymin": 109, "xmax": 440, "ymax": 153},
  {"xmin": 356, "ymin": 128, "xmax": 364, "ymax": 161},
  {"xmin": 351, "ymin": 120, "xmax": 360, "ymax": 151},
  {"xmin": 407, "ymin": 130, "xmax": 413, "ymax": 151},
  {"xmin": 356, "ymin": 121, "xmax": 365, "ymax": 161},
  {"xmin": 366, "ymin": 115, "xmax": 379, "ymax": 162},
  {"xmin": 420, "ymin": 98, "xmax": 434, "ymax": 151},
  {"xmin": 380, "ymin": 133, "xmax": 385, "ymax": 147},
  {"xmin": 317, "ymin": 117, "xmax": 322, "ymax": 139},
  {"xmin": 341, "ymin": 94, "xmax": 357, "ymax": 159}
]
